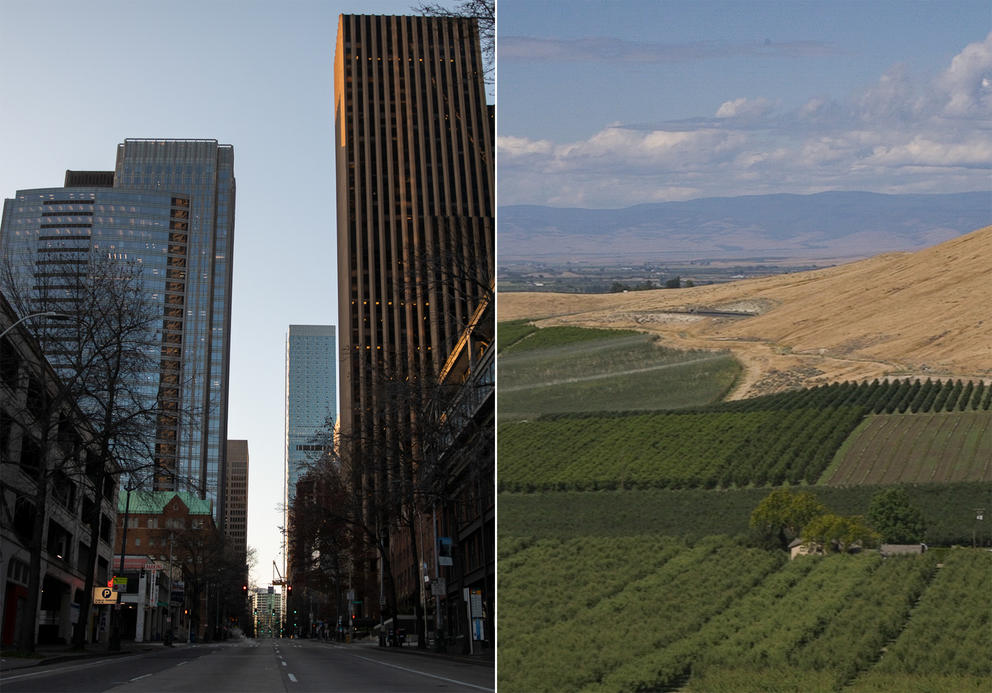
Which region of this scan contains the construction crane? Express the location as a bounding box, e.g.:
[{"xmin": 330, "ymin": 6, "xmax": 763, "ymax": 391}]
[{"xmin": 272, "ymin": 560, "xmax": 286, "ymax": 586}]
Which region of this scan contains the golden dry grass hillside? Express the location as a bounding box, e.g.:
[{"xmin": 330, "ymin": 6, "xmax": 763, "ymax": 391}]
[{"xmin": 499, "ymin": 225, "xmax": 992, "ymax": 398}]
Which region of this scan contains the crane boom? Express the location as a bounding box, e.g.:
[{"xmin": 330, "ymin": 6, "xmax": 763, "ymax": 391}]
[{"xmin": 272, "ymin": 560, "xmax": 286, "ymax": 586}]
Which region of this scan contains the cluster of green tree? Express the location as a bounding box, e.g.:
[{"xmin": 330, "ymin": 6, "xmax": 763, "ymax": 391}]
[
  {"xmin": 497, "ymin": 482, "xmax": 990, "ymax": 547},
  {"xmin": 751, "ymin": 487, "xmax": 929, "ymax": 552},
  {"xmin": 717, "ymin": 377, "xmax": 992, "ymax": 414},
  {"xmin": 749, "ymin": 487, "xmax": 897, "ymax": 554},
  {"xmin": 608, "ymin": 276, "xmax": 695, "ymax": 292},
  {"xmin": 498, "ymin": 534, "xmax": 990, "ymax": 693},
  {"xmin": 498, "ymin": 405, "xmax": 866, "ymax": 491}
]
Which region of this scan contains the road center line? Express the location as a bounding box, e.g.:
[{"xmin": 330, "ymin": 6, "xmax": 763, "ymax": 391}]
[
  {"xmin": 130, "ymin": 673, "xmax": 152, "ymax": 681},
  {"xmin": 348, "ymin": 653, "xmax": 494, "ymax": 692}
]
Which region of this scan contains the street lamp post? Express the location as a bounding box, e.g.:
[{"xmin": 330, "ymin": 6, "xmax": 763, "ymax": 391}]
[{"xmin": 0, "ymin": 311, "xmax": 73, "ymax": 339}]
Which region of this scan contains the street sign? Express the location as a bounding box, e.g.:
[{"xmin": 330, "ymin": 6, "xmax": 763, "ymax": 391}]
[{"xmin": 94, "ymin": 587, "xmax": 117, "ymax": 605}]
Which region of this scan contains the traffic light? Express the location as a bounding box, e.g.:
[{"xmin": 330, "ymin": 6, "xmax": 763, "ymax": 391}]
[
  {"xmin": 242, "ymin": 584, "xmax": 247, "ymax": 593},
  {"xmin": 286, "ymin": 584, "xmax": 292, "ymax": 596}
]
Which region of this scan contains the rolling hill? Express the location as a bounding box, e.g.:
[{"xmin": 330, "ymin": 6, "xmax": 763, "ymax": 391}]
[{"xmin": 499, "ymin": 225, "xmax": 992, "ymax": 398}]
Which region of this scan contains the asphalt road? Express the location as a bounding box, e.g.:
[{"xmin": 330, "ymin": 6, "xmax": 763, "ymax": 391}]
[{"xmin": 1, "ymin": 639, "xmax": 494, "ymax": 693}]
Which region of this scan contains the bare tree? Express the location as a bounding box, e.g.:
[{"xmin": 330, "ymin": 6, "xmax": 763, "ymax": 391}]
[
  {"xmin": 413, "ymin": 0, "xmax": 494, "ymax": 84},
  {"xmin": 1, "ymin": 251, "xmax": 198, "ymax": 651}
]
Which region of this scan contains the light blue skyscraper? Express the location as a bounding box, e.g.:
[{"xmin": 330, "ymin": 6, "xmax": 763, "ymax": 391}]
[{"xmin": 284, "ymin": 324, "xmax": 336, "ymax": 526}]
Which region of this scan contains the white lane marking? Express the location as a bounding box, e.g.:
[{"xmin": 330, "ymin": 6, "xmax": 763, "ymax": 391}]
[
  {"xmin": 348, "ymin": 653, "xmax": 494, "ymax": 692},
  {"xmin": 177, "ymin": 661, "xmax": 188, "ymax": 667},
  {"xmin": 288, "ymin": 673, "xmax": 298, "ymax": 683},
  {"xmin": 130, "ymin": 673, "xmax": 152, "ymax": 681}
]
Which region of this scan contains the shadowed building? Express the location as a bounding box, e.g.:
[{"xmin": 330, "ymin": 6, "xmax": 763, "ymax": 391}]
[
  {"xmin": 333, "ymin": 13, "xmax": 494, "ymax": 639},
  {"xmin": 0, "ymin": 139, "xmax": 236, "ymax": 527}
]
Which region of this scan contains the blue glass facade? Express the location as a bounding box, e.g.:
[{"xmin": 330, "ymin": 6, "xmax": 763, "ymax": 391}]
[
  {"xmin": 284, "ymin": 325, "xmax": 336, "ymax": 509},
  {"xmin": 0, "ymin": 139, "xmax": 235, "ymax": 525}
]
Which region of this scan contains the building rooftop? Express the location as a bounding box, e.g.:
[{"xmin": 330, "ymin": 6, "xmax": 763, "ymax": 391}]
[{"xmin": 118, "ymin": 490, "xmax": 212, "ymax": 516}]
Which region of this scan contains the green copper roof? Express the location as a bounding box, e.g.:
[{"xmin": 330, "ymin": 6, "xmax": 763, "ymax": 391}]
[{"xmin": 118, "ymin": 490, "xmax": 212, "ymax": 516}]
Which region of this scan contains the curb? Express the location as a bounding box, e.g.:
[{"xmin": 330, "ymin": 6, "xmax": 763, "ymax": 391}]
[{"xmin": 0, "ymin": 645, "xmax": 157, "ymax": 673}]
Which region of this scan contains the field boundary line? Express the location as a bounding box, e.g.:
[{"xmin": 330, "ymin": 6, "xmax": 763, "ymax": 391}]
[{"xmin": 501, "ymin": 354, "xmax": 728, "ymax": 393}]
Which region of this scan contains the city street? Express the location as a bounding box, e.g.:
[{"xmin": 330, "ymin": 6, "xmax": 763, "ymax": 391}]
[{"xmin": 1, "ymin": 639, "xmax": 495, "ymax": 693}]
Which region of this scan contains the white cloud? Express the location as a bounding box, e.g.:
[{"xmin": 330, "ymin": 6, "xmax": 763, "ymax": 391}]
[
  {"xmin": 499, "ymin": 34, "xmax": 992, "ymax": 207},
  {"xmin": 497, "ymin": 135, "xmax": 554, "ymax": 158},
  {"xmin": 867, "ymin": 135, "xmax": 992, "ymax": 168},
  {"xmin": 938, "ymin": 31, "xmax": 992, "ymax": 117},
  {"xmin": 716, "ymin": 97, "xmax": 774, "ymax": 119}
]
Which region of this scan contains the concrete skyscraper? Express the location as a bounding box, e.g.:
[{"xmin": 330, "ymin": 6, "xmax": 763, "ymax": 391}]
[
  {"xmin": 0, "ymin": 139, "xmax": 235, "ymax": 525},
  {"xmin": 334, "ymin": 14, "xmax": 494, "ymax": 624}
]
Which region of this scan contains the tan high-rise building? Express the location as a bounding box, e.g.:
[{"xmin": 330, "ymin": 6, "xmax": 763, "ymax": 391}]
[
  {"xmin": 224, "ymin": 440, "xmax": 249, "ymax": 563},
  {"xmin": 333, "ymin": 14, "xmax": 494, "ymax": 623}
]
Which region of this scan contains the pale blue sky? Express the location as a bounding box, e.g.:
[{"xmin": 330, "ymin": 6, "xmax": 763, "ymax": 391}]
[
  {"xmin": 0, "ymin": 0, "xmax": 416, "ymax": 587},
  {"xmin": 498, "ymin": 0, "xmax": 992, "ymax": 207}
]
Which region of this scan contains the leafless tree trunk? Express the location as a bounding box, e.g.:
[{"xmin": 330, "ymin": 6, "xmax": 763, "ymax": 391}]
[{"xmin": 1, "ymin": 251, "xmax": 197, "ymax": 651}]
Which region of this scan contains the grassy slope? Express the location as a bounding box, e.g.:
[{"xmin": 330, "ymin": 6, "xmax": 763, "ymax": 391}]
[{"xmin": 498, "ymin": 324, "xmax": 740, "ymax": 419}]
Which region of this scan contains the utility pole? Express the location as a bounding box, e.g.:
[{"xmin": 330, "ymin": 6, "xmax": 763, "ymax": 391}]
[{"xmin": 109, "ymin": 484, "xmax": 133, "ymax": 651}]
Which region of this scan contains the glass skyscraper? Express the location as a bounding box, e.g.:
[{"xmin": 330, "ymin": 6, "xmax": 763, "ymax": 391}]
[
  {"xmin": 0, "ymin": 139, "xmax": 235, "ymax": 525},
  {"xmin": 284, "ymin": 324, "xmax": 337, "ymax": 507},
  {"xmin": 284, "ymin": 325, "xmax": 336, "ymax": 581}
]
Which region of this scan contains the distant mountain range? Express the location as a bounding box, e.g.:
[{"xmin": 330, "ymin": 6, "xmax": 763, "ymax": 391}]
[{"xmin": 498, "ymin": 191, "xmax": 991, "ymax": 263}]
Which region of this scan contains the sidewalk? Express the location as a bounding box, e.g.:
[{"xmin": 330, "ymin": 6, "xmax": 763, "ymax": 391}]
[
  {"xmin": 323, "ymin": 636, "xmax": 494, "ymax": 667},
  {"xmin": 0, "ymin": 640, "xmax": 162, "ymax": 673}
]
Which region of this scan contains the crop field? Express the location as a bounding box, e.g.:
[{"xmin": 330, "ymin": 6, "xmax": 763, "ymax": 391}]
[
  {"xmin": 498, "ymin": 328, "xmax": 740, "ymax": 419},
  {"xmin": 497, "ymin": 482, "xmax": 992, "ymax": 546},
  {"xmin": 823, "ymin": 410, "xmax": 992, "ymax": 485},
  {"xmin": 498, "ymin": 535, "xmax": 992, "ymax": 693},
  {"xmin": 497, "ymin": 319, "xmax": 538, "ymax": 353},
  {"xmin": 500, "ymin": 323, "xmax": 642, "ymax": 353},
  {"xmin": 500, "ymin": 375, "xmax": 992, "ymax": 490},
  {"xmin": 498, "ymin": 406, "xmax": 865, "ymax": 491}
]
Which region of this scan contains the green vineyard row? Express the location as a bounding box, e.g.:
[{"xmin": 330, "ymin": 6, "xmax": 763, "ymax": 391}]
[
  {"xmin": 498, "ymin": 535, "xmax": 992, "ymax": 693},
  {"xmin": 497, "ymin": 482, "xmax": 992, "ymax": 546},
  {"xmin": 499, "ymin": 378, "xmax": 992, "ymax": 492}
]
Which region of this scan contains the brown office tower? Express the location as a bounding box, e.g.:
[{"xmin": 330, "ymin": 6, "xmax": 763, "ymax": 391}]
[
  {"xmin": 224, "ymin": 440, "xmax": 249, "ymax": 565},
  {"xmin": 333, "ymin": 14, "xmax": 494, "ymax": 644}
]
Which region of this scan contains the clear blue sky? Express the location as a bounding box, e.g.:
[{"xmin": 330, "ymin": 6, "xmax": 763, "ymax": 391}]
[
  {"xmin": 0, "ymin": 0, "xmax": 417, "ymax": 587},
  {"xmin": 498, "ymin": 0, "xmax": 992, "ymax": 207}
]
